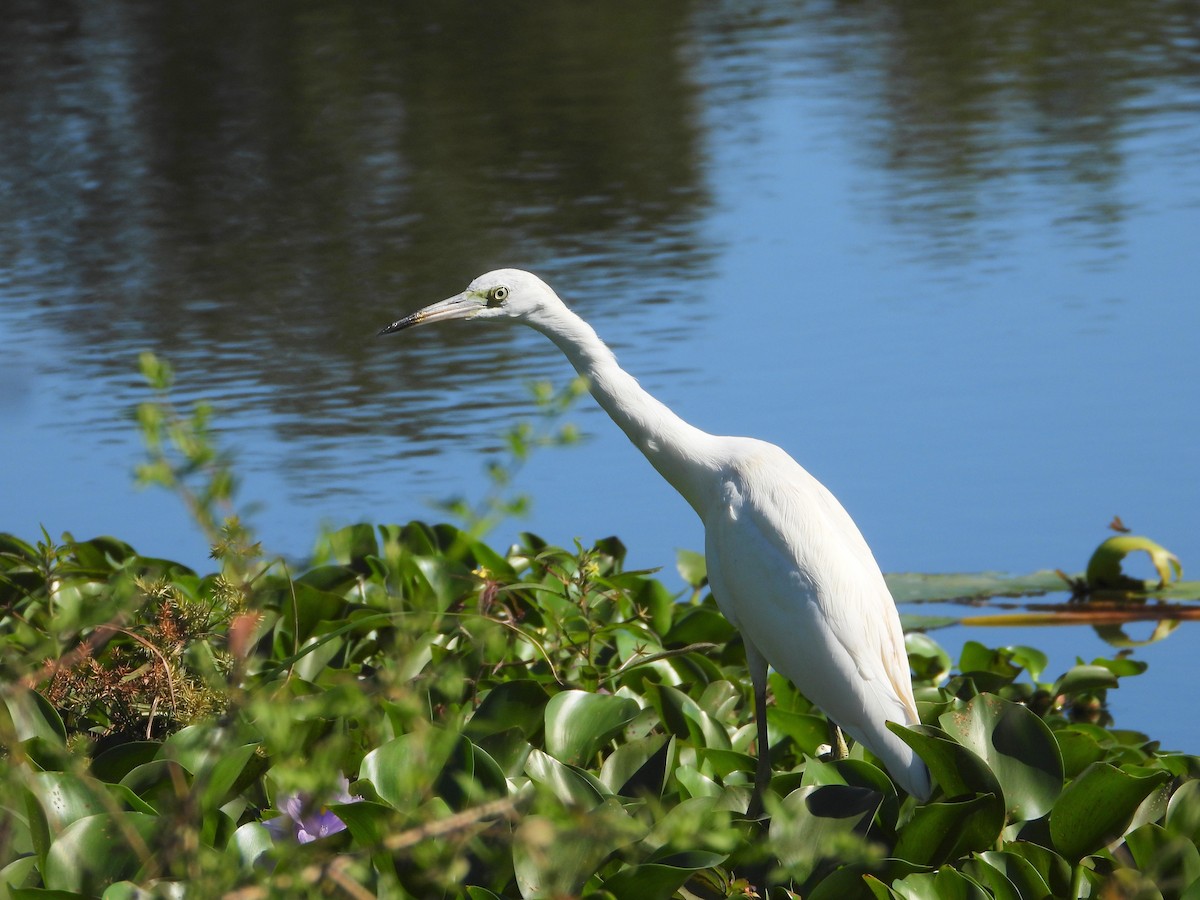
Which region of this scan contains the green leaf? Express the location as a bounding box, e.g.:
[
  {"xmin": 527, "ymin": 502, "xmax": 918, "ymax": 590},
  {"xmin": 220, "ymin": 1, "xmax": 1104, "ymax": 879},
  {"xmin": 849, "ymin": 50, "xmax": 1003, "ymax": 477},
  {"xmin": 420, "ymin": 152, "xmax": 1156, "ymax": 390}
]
[
  {"xmin": 544, "ymin": 690, "xmax": 640, "ymax": 766},
  {"xmin": 360, "ymin": 731, "xmax": 457, "ymax": 811},
  {"xmin": 890, "ymin": 866, "xmax": 992, "ymax": 900},
  {"xmin": 1086, "ymin": 535, "xmax": 1182, "ymax": 589},
  {"xmin": 969, "ymin": 850, "xmax": 1053, "ymax": 900},
  {"xmin": 42, "ymin": 813, "xmax": 158, "ymax": 894},
  {"xmin": 466, "ymin": 680, "xmax": 548, "ymax": 741},
  {"xmin": 893, "ymin": 795, "xmax": 1005, "ymax": 868},
  {"xmin": 937, "ymin": 694, "xmax": 1063, "ymax": 822},
  {"xmin": 603, "ymin": 851, "xmax": 726, "ymax": 900},
  {"xmin": 1051, "ymin": 664, "xmax": 1118, "ymax": 696},
  {"xmin": 1123, "ymin": 822, "xmax": 1200, "ymax": 895},
  {"xmin": 599, "ymin": 735, "xmax": 670, "ymax": 797},
  {"xmin": 770, "ymin": 784, "xmax": 881, "ymax": 882},
  {"xmin": 2, "ymin": 689, "xmax": 66, "ymax": 745},
  {"xmin": 226, "ymin": 821, "xmax": 273, "ymax": 871},
  {"xmin": 889, "ymin": 723, "xmax": 1005, "ymax": 809},
  {"xmin": 1049, "ymin": 763, "xmax": 1172, "ymax": 860},
  {"xmin": 1166, "ymin": 779, "xmax": 1200, "ymax": 844},
  {"xmin": 675, "ymin": 549, "xmax": 707, "ymax": 589}
]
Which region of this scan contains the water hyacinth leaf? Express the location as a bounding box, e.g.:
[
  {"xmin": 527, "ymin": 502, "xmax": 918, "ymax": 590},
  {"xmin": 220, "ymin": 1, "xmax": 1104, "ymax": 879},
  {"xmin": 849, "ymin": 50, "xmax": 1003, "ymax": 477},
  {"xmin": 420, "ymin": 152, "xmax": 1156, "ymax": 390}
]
[
  {"xmin": 42, "ymin": 812, "xmax": 158, "ymax": 893},
  {"xmin": 959, "ymin": 641, "xmax": 1021, "ymax": 683},
  {"xmin": 769, "ymin": 709, "xmax": 833, "ymax": 757},
  {"xmin": 513, "ymin": 799, "xmax": 639, "ymax": 900},
  {"xmin": 1086, "ymin": 535, "xmax": 1182, "ymax": 590},
  {"xmin": 544, "ymin": 690, "xmax": 640, "ymax": 766},
  {"xmin": 1051, "ymin": 664, "xmax": 1118, "ymax": 696},
  {"xmin": 890, "ymin": 866, "xmax": 992, "ymax": 900},
  {"xmin": 1053, "ymin": 727, "xmax": 1106, "ymax": 779},
  {"xmin": 603, "ymin": 851, "xmax": 726, "ymax": 900},
  {"xmin": 465, "ymin": 680, "xmax": 548, "ymax": 741},
  {"xmin": 972, "ymin": 850, "xmax": 1054, "ymax": 900},
  {"xmin": 524, "ymin": 749, "xmax": 607, "ymax": 808},
  {"xmin": 647, "ymin": 683, "xmax": 732, "ymax": 750},
  {"xmin": 770, "ymin": 784, "xmax": 882, "ymax": 882},
  {"xmin": 675, "ymin": 548, "xmax": 707, "ymax": 589},
  {"xmin": 937, "ymin": 694, "xmax": 1063, "ymax": 821},
  {"xmin": 326, "ymin": 800, "xmax": 394, "ymax": 846},
  {"xmin": 1167, "ymin": 779, "xmax": 1200, "ymax": 844},
  {"xmin": 893, "ymin": 795, "xmax": 1005, "ymax": 867},
  {"xmin": 889, "ymin": 723, "xmax": 1004, "ymax": 806},
  {"xmin": 26, "ymin": 772, "xmax": 113, "ymax": 836},
  {"xmin": 906, "ymin": 632, "xmax": 952, "ymax": 682},
  {"xmin": 959, "ymin": 857, "xmax": 1028, "ymax": 900},
  {"xmin": 227, "ymin": 821, "xmax": 273, "ymax": 870},
  {"xmin": 600, "ymin": 734, "xmax": 670, "ymax": 796},
  {"xmin": 360, "ymin": 731, "xmax": 458, "ymax": 811},
  {"xmin": 1049, "ymin": 762, "xmax": 1171, "ymax": 861},
  {"xmin": 1123, "ymin": 822, "xmax": 1200, "ymax": 893},
  {"xmin": 3, "ymin": 687, "xmax": 67, "ymax": 745}
]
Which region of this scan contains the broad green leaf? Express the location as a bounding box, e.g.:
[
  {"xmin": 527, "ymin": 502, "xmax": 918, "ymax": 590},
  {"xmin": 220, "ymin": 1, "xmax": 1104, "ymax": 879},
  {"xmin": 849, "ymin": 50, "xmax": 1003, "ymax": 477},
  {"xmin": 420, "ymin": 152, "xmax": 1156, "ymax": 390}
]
[
  {"xmin": 2, "ymin": 688, "xmax": 66, "ymax": 745},
  {"xmin": 1086, "ymin": 535, "xmax": 1182, "ymax": 590},
  {"xmin": 1124, "ymin": 822, "xmax": 1200, "ymax": 895},
  {"xmin": 43, "ymin": 813, "xmax": 158, "ymax": 893},
  {"xmin": 512, "ymin": 799, "xmax": 638, "ymax": 900},
  {"xmin": 1166, "ymin": 779, "xmax": 1200, "ymax": 844},
  {"xmin": 893, "ymin": 795, "xmax": 1004, "ymax": 867},
  {"xmin": 889, "ymin": 722, "xmax": 1004, "ymax": 810},
  {"xmin": 971, "ymin": 850, "xmax": 1053, "ymax": 900},
  {"xmin": 544, "ymin": 690, "xmax": 639, "ymax": 766},
  {"xmin": 603, "ymin": 851, "xmax": 726, "ymax": 900},
  {"xmin": 891, "ymin": 866, "xmax": 991, "ymax": 900},
  {"xmin": 327, "ymin": 800, "xmax": 394, "ymax": 846},
  {"xmin": 937, "ymin": 694, "xmax": 1063, "ymax": 821},
  {"xmin": 675, "ymin": 549, "xmax": 707, "ymax": 589},
  {"xmin": 227, "ymin": 821, "xmax": 273, "ymax": 870},
  {"xmin": 465, "ymin": 680, "xmax": 549, "ymax": 741},
  {"xmin": 524, "ymin": 749, "xmax": 607, "ymax": 808},
  {"xmin": 906, "ymin": 632, "xmax": 952, "ymax": 682},
  {"xmin": 770, "ymin": 784, "xmax": 880, "ymax": 883},
  {"xmin": 600, "ymin": 735, "xmax": 670, "ymax": 797},
  {"xmin": 90, "ymin": 743, "xmax": 162, "ymax": 784},
  {"xmin": 1049, "ymin": 763, "xmax": 1171, "ymax": 860},
  {"xmin": 360, "ymin": 730, "xmax": 458, "ymax": 811},
  {"xmin": 1051, "ymin": 664, "xmax": 1118, "ymax": 696}
]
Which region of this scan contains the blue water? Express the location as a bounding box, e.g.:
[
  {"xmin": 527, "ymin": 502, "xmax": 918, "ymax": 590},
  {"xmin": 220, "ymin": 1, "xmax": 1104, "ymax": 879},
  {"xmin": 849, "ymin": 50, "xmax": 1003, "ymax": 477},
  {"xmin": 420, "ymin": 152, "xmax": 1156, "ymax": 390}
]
[{"xmin": 1, "ymin": 1, "xmax": 1197, "ymax": 749}]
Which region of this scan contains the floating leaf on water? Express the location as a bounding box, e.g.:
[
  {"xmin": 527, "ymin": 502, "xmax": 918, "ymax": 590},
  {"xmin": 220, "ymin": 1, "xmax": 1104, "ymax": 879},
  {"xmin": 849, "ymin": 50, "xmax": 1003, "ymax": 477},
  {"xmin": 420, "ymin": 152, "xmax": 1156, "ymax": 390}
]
[{"xmin": 1086, "ymin": 535, "xmax": 1183, "ymax": 591}]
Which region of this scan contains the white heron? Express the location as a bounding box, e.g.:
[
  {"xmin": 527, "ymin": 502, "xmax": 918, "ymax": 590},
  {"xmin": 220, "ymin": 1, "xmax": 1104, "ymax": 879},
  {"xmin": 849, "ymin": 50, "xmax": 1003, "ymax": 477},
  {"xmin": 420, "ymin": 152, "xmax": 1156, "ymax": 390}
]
[{"xmin": 380, "ymin": 268, "xmax": 932, "ymax": 804}]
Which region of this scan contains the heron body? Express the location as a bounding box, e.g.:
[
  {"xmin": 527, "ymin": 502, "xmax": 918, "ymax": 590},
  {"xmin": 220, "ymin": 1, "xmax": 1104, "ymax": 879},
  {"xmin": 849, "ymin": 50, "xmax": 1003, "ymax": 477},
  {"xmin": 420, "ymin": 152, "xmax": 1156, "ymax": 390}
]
[{"xmin": 381, "ymin": 268, "xmax": 932, "ymax": 802}]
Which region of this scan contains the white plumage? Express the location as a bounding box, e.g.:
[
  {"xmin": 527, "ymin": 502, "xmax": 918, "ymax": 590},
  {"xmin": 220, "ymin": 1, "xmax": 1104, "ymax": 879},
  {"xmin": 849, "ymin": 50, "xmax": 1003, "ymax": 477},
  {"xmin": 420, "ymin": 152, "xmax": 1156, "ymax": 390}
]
[{"xmin": 381, "ymin": 268, "xmax": 931, "ymax": 803}]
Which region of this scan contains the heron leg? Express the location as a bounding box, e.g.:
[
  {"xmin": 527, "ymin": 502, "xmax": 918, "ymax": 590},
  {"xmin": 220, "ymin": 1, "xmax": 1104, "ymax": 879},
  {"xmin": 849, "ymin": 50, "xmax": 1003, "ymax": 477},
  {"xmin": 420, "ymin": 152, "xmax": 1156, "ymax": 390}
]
[{"xmin": 744, "ymin": 640, "xmax": 771, "ymax": 819}]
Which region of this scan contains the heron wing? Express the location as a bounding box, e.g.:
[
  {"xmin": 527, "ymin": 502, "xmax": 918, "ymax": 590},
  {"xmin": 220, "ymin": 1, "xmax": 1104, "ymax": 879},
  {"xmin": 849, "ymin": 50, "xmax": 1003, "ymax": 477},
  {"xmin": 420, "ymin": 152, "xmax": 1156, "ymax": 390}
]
[{"xmin": 704, "ymin": 440, "xmax": 918, "ymax": 743}]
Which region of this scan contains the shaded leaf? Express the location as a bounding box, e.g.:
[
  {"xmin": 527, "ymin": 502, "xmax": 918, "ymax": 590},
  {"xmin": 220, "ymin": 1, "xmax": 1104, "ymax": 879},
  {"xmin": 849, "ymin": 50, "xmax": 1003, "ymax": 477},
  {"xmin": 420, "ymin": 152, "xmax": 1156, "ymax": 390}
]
[{"xmin": 1049, "ymin": 763, "xmax": 1171, "ymax": 860}]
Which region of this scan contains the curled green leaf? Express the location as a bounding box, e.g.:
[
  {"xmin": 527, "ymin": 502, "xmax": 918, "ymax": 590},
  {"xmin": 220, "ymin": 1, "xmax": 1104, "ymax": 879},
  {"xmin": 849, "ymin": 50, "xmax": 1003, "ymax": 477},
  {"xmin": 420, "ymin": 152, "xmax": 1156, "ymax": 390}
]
[{"xmin": 1086, "ymin": 535, "xmax": 1182, "ymax": 591}]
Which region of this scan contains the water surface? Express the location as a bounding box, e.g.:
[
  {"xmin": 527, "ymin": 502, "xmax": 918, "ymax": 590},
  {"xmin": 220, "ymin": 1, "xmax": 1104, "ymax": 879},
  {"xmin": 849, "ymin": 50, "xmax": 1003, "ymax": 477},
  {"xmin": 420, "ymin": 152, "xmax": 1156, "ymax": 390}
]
[{"xmin": 2, "ymin": 0, "xmax": 1198, "ymax": 747}]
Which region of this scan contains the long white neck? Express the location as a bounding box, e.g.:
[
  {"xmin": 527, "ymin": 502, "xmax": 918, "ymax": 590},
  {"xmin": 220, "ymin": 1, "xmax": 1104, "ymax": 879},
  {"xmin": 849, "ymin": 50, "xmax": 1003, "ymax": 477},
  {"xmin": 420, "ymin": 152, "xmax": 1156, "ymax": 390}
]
[{"xmin": 528, "ymin": 305, "xmax": 721, "ymax": 517}]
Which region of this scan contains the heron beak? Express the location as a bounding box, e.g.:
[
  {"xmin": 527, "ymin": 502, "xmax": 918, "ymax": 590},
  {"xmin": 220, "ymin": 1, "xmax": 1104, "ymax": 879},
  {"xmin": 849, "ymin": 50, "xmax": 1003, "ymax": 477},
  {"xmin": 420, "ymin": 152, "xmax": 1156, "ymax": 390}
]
[{"xmin": 378, "ymin": 292, "xmax": 480, "ymax": 335}]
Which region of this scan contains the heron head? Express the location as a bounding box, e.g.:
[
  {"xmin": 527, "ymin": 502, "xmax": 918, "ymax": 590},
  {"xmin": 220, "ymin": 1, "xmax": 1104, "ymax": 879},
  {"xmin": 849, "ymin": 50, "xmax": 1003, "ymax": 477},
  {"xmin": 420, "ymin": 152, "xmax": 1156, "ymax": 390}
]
[{"xmin": 378, "ymin": 268, "xmax": 558, "ymax": 335}]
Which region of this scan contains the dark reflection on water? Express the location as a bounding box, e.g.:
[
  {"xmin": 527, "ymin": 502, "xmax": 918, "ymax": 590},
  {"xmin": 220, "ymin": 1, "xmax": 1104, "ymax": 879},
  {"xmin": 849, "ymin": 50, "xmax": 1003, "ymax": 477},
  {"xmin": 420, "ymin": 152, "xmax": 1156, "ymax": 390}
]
[{"xmin": 1, "ymin": 0, "xmax": 710, "ymax": 454}]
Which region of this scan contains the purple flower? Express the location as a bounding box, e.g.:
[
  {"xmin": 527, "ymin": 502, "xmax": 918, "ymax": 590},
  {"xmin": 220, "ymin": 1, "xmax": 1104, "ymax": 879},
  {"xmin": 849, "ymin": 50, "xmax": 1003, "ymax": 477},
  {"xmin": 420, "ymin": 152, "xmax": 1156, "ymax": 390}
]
[{"xmin": 265, "ymin": 774, "xmax": 360, "ymax": 844}]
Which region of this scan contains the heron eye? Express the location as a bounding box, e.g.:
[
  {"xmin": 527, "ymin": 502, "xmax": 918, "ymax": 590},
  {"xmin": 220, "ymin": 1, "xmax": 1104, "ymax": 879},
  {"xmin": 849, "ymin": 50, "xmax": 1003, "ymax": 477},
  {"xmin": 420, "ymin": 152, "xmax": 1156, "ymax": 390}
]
[{"xmin": 487, "ymin": 286, "xmax": 509, "ymax": 307}]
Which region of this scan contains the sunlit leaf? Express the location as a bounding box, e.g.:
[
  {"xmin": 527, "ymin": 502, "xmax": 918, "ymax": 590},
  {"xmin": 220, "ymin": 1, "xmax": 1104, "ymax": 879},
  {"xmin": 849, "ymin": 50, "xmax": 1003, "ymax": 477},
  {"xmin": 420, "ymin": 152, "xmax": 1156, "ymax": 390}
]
[
  {"xmin": 937, "ymin": 694, "xmax": 1063, "ymax": 822},
  {"xmin": 544, "ymin": 690, "xmax": 639, "ymax": 766},
  {"xmin": 1086, "ymin": 535, "xmax": 1182, "ymax": 590}
]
